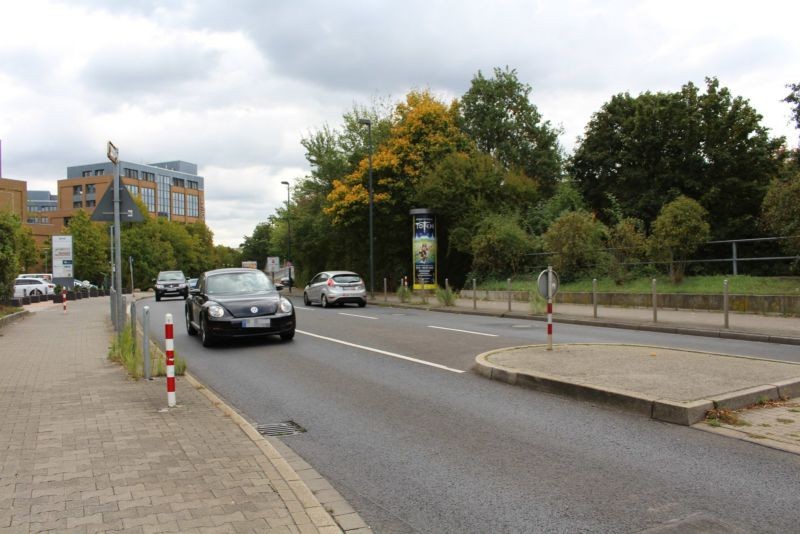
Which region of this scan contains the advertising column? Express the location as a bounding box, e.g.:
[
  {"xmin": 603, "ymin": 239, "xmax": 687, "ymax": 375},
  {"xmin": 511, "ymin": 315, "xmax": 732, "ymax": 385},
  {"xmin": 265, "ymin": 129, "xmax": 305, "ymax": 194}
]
[
  {"xmin": 410, "ymin": 208, "xmax": 436, "ymax": 290},
  {"xmin": 52, "ymin": 235, "xmax": 74, "ymax": 287}
]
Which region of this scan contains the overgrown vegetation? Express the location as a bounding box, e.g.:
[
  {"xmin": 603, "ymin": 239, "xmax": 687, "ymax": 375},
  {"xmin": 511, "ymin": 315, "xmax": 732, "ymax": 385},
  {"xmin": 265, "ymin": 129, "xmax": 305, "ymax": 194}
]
[
  {"xmin": 0, "ymin": 304, "xmax": 23, "ymax": 319},
  {"xmin": 435, "ymin": 286, "xmax": 456, "ymax": 306},
  {"xmin": 108, "ymin": 328, "xmax": 186, "ymax": 380}
]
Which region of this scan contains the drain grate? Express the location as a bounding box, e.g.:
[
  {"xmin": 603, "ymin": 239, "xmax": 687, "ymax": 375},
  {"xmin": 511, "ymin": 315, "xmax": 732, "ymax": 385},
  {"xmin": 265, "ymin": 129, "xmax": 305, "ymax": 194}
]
[{"xmin": 256, "ymin": 420, "xmax": 307, "ymax": 437}]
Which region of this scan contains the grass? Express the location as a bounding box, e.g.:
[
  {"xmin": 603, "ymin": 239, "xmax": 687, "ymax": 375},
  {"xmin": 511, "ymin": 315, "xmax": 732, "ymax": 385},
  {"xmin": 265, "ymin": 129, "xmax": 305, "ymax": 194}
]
[
  {"xmin": 108, "ymin": 328, "xmax": 186, "ymax": 380},
  {"xmin": 479, "ymin": 275, "xmax": 800, "ymax": 295},
  {"xmin": 705, "ymin": 408, "xmax": 750, "ymax": 427},
  {"xmin": 397, "ymin": 285, "xmax": 411, "ymax": 303},
  {"xmin": 436, "ymin": 287, "xmax": 456, "ymax": 306},
  {"xmin": 0, "ymin": 304, "xmax": 22, "ymax": 319}
]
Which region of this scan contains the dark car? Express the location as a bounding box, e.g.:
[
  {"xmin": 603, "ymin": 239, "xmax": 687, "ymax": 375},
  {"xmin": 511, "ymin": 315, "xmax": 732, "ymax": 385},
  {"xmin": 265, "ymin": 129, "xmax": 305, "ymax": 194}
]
[
  {"xmin": 185, "ymin": 268, "xmax": 296, "ymax": 347},
  {"xmin": 155, "ymin": 270, "xmax": 188, "ymax": 301}
]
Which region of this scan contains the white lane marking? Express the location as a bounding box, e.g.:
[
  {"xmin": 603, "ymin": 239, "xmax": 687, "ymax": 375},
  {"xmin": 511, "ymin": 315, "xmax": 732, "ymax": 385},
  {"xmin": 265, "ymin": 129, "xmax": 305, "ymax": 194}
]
[
  {"xmin": 296, "ymin": 330, "xmax": 465, "ymax": 374},
  {"xmin": 339, "ymin": 312, "xmax": 378, "ymax": 320},
  {"xmin": 427, "ymin": 325, "xmax": 498, "ymax": 337},
  {"xmin": 296, "ymin": 306, "xmax": 318, "ymax": 311}
]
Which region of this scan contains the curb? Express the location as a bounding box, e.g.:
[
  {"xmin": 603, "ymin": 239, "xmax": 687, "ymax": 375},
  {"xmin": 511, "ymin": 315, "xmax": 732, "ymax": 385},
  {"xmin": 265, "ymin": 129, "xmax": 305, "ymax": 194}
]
[
  {"xmin": 0, "ymin": 309, "xmax": 29, "ymax": 330},
  {"xmin": 184, "ymin": 373, "xmax": 343, "ymax": 533},
  {"xmin": 367, "ymin": 300, "xmax": 800, "ymax": 346},
  {"xmin": 473, "ymin": 346, "xmax": 800, "ymax": 426}
]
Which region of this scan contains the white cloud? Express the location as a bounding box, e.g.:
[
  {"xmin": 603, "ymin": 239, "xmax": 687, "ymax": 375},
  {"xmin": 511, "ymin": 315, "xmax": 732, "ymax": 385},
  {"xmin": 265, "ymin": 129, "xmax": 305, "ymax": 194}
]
[{"xmin": 1, "ymin": 0, "xmax": 798, "ymax": 247}]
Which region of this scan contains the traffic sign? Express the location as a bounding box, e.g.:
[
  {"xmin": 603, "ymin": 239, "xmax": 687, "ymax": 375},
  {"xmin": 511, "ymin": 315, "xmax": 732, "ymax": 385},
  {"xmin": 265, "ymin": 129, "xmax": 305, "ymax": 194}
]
[
  {"xmin": 537, "ymin": 269, "xmax": 559, "ymax": 298},
  {"xmin": 107, "ymin": 141, "xmax": 118, "ymax": 164},
  {"xmin": 266, "ymin": 256, "xmax": 280, "ymax": 272},
  {"xmin": 90, "ymin": 184, "xmax": 145, "ymax": 222}
]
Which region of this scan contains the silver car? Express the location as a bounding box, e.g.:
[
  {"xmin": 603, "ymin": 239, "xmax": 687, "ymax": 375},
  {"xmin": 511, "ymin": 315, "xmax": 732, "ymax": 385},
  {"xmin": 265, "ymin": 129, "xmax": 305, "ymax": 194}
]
[{"xmin": 303, "ymin": 271, "xmax": 367, "ymax": 308}]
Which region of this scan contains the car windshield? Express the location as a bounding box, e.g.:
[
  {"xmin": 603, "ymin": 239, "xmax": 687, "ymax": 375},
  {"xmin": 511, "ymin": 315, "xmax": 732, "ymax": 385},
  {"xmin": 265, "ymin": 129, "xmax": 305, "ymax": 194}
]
[
  {"xmin": 207, "ymin": 272, "xmax": 274, "ymax": 295},
  {"xmin": 159, "ymin": 272, "xmax": 185, "ymax": 281},
  {"xmin": 333, "ymin": 274, "xmax": 361, "ymax": 283}
]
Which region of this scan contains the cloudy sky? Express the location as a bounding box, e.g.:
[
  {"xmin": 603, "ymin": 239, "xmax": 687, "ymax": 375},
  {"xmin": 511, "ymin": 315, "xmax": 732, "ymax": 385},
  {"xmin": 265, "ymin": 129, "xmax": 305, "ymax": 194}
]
[{"xmin": 1, "ymin": 0, "xmax": 798, "ymax": 247}]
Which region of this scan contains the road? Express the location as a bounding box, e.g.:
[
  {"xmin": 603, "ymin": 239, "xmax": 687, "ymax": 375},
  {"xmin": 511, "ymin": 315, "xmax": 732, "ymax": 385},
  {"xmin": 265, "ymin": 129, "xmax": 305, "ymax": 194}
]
[{"xmin": 141, "ymin": 296, "xmax": 800, "ymax": 533}]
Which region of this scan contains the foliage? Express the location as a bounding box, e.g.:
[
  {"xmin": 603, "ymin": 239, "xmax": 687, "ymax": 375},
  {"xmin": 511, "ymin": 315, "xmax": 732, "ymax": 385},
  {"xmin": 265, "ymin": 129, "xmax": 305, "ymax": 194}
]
[
  {"xmin": 524, "ymin": 180, "xmax": 585, "ymax": 234},
  {"xmin": 66, "ymin": 210, "xmax": 109, "ymax": 284},
  {"xmin": 212, "ymin": 244, "xmax": 241, "ymax": 269},
  {"xmin": 559, "ymin": 275, "xmax": 800, "ymax": 295},
  {"xmin": 785, "ymin": 83, "xmax": 800, "ymax": 138},
  {"xmin": 0, "ymin": 211, "xmax": 23, "ymax": 300},
  {"xmin": 461, "ymin": 66, "xmax": 563, "ymax": 194},
  {"xmin": 761, "ymin": 172, "xmax": 800, "ymax": 256},
  {"xmin": 649, "ymin": 196, "xmax": 710, "ymax": 282},
  {"xmin": 397, "ymin": 284, "xmax": 411, "ymax": 303},
  {"xmin": 470, "ymin": 214, "xmax": 535, "ymax": 278},
  {"xmin": 435, "ymin": 286, "xmax": 456, "ymax": 306},
  {"xmin": 571, "ymin": 78, "xmax": 785, "ymax": 239},
  {"xmin": 607, "ymin": 218, "xmax": 647, "ymax": 284},
  {"xmin": 541, "ymin": 211, "xmax": 609, "ymax": 281},
  {"xmin": 17, "ymin": 226, "xmax": 38, "ymax": 272}
]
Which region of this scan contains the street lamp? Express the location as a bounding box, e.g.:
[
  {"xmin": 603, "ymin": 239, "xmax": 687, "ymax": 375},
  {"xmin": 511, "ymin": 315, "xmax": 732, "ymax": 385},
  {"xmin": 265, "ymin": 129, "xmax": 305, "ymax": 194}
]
[
  {"xmin": 280, "ymin": 180, "xmax": 291, "ymax": 293},
  {"xmin": 358, "ymin": 118, "xmax": 374, "ymax": 298}
]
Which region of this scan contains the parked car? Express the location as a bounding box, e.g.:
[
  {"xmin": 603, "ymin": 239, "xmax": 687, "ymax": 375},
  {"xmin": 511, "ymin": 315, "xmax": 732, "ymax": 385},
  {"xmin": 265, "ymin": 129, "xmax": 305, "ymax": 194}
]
[
  {"xmin": 185, "ymin": 268, "xmax": 295, "ymax": 347},
  {"xmin": 19, "ymin": 273, "xmax": 53, "ymax": 282},
  {"xmin": 73, "ymin": 279, "xmax": 98, "ymax": 290},
  {"xmin": 303, "ymin": 271, "xmax": 367, "ymax": 308},
  {"xmin": 154, "ymin": 270, "xmax": 188, "ymax": 301},
  {"xmin": 14, "ymin": 277, "xmax": 56, "ymax": 297},
  {"xmin": 188, "ymin": 278, "xmax": 198, "ymax": 289}
]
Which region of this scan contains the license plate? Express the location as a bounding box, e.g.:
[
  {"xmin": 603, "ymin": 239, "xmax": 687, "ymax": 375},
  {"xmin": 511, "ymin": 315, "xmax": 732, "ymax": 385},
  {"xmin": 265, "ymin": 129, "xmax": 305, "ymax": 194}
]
[{"xmin": 243, "ymin": 318, "xmax": 270, "ymax": 328}]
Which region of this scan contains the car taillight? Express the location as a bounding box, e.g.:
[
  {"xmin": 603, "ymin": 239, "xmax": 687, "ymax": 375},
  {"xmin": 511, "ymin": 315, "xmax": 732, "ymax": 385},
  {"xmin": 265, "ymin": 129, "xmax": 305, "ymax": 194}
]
[{"xmin": 327, "ymin": 279, "xmax": 335, "ymax": 287}]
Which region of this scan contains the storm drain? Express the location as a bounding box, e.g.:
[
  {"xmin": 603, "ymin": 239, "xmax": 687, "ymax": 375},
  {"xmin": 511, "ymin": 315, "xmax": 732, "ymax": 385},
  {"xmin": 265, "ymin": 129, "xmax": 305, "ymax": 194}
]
[{"xmin": 256, "ymin": 420, "xmax": 307, "ymax": 437}]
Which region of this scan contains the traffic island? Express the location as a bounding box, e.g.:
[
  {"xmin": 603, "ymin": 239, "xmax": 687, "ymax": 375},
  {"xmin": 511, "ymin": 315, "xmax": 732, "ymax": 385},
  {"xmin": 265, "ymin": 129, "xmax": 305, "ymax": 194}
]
[{"xmin": 474, "ymin": 343, "xmax": 800, "ymax": 425}]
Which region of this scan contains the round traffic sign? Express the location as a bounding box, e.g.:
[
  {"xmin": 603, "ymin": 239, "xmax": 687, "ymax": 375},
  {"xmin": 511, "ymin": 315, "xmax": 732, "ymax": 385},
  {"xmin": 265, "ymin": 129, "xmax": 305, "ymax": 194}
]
[{"xmin": 537, "ymin": 269, "xmax": 559, "ymax": 298}]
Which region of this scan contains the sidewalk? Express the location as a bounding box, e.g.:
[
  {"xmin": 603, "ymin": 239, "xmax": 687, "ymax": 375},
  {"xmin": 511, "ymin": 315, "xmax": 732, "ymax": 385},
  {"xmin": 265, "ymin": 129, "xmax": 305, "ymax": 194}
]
[
  {"xmin": 369, "ymin": 293, "xmax": 800, "ymax": 345},
  {"xmin": 0, "ymin": 297, "xmax": 368, "ymax": 533}
]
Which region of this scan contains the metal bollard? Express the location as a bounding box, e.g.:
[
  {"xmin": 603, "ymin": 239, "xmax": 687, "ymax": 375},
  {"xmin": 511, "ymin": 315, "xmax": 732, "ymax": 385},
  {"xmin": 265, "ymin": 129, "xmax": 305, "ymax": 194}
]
[
  {"xmin": 384, "ymin": 278, "xmax": 388, "ymax": 302},
  {"xmin": 723, "ymin": 279, "xmax": 729, "ymax": 329},
  {"xmin": 143, "ymin": 306, "xmax": 151, "ymax": 380},
  {"xmin": 445, "ymin": 278, "xmax": 449, "ymax": 293},
  {"xmin": 507, "ymin": 278, "xmax": 512, "ymax": 312},
  {"xmin": 592, "ymin": 278, "xmax": 598, "ymax": 318},
  {"xmin": 652, "ymin": 278, "xmax": 657, "ymax": 323},
  {"xmin": 472, "ymin": 278, "xmax": 477, "ymax": 310},
  {"xmin": 109, "ymin": 287, "xmax": 116, "ymax": 328}
]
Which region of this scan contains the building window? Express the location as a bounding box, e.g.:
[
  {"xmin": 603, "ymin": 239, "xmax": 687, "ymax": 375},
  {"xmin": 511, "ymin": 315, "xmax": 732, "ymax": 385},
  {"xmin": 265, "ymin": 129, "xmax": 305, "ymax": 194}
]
[
  {"xmin": 172, "ymin": 178, "xmax": 185, "ymax": 188},
  {"xmin": 187, "ymin": 180, "xmax": 198, "ymax": 190},
  {"xmin": 156, "ymin": 174, "xmax": 171, "ymax": 218},
  {"xmin": 127, "ymin": 184, "xmax": 139, "ymax": 197},
  {"xmin": 73, "ymin": 201, "xmax": 82, "ymax": 208},
  {"xmin": 187, "ymin": 195, "xmax": 199, "ymax": 217},
  {"xmin": 94, "ymin": 169, "xmax": 104, "ymax": 176},
  {"xmin": 81, "ymin": 170, "xmax": 91, "ymax": 177},
  {"xmin": 73, "ymin": 185, "xmax": 83, "ymax": 195},
  {"xmin": 141, "ymin": 188, "xmax": 156, "ymax": 212},
  {"xmin": 86, "ymin": 199, "xmax": 96, "ymax": 208},
  {"xmin": 142, "ymin": 171, "xmax": 155, "ymax": 182},
  {"xmin": 86, "ymin": 184, "xmax": 96, "ymax": 194},
  {"xmin": 124, "ymin": 168, "xmax": 139, "ymax": 179},
  {"xmin": 172, "ymin": 192, "xmax": 185, "ymax": 216}
]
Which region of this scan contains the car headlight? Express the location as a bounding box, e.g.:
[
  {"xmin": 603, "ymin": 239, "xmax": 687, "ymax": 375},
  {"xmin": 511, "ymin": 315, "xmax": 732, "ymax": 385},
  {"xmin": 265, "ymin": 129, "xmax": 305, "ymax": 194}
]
[
  {"xmin": 208, "ymin": 305, "xmax": 225, "ymax": 318},
  {"xmin": 178, "ymin": 283, "xmax": 186, "ymax": 288},
  {"xmin": 156, "ymin": 284, "xmax": 164, "ymax": 289},
  {"xmin": 279, "ymin": 297, "xmax": 293, "ymax": 313}
]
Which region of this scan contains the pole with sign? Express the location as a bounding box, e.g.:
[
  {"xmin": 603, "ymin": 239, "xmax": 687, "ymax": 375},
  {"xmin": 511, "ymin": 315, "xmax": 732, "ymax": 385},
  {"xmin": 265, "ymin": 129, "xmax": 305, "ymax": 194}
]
[{"xmin": 537, "ymin": 267, "xmax": 559, "ymax": 351}]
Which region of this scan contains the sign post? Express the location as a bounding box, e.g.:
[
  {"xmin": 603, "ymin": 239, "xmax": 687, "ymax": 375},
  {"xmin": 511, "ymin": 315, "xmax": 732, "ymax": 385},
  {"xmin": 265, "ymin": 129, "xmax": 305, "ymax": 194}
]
[{"xmin": 537, "ymin": 267, "xmax": 560, "ymax": 351}]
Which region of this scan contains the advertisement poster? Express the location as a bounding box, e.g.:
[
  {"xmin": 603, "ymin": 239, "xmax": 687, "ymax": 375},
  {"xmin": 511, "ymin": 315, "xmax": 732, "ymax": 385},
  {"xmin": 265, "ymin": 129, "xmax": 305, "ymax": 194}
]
[
  {"xmin": 410, "ymin": 209, "xmax": 436, "ymax": 289},
  {"xmin": 52, "ymin": 235, "xmax": 74, "ymax": 278}
]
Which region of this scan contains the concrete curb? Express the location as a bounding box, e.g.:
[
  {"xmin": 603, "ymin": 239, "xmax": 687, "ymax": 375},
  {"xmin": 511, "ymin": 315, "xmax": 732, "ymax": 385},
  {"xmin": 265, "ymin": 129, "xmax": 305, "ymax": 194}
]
[
  {"xmin": 368, "ymin": 300, "xmax": 800, "ymax": 346},
  {"xmin": 473, "ymin": 347, "xmax": 800, "ymax": 426},
  {"xmin": 184, "ymin": 373, "xmax": 343, "ymax": 532},
  {"xmin": 0, "ymin": 309, "xmax": 29, "ymax": 330}
]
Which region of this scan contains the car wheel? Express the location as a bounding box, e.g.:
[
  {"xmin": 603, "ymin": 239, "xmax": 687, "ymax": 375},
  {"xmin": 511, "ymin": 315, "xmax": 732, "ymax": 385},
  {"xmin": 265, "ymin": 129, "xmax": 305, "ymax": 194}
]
[
  {"xmin": 358, "ymin": 300, "xmax": 366, "ymax": 308},
  {"xmin": 280, "ymin": 329, "xmax": 295, "ymax": 341},
  {"xmin": 200, "ymin": 316, "xmax": 215, "ymax": 347},
  {"xmin": 185, "ymin": 307, "xmax": 197, "ymax": 336},
  {"xmin": 31, "ymin": 289, "xmax": 42, "ymax": 296},
  {"xmin": 321, "ymin": 294, "xmax": 328, "ymax": 308},
  {"xmin": 303, "ymin": 292, "xmax": 310, "ymax": 306},
  {"xmin": 183, "ymin": 291, "xmax": 188, "ymax": 300}
]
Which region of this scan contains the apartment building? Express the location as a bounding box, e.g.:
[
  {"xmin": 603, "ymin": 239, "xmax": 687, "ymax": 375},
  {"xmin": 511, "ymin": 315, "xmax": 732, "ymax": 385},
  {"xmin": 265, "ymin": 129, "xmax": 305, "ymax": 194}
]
[{"xmin": 0, "ymin": 177, "xmax": 27, "ymax": 221}]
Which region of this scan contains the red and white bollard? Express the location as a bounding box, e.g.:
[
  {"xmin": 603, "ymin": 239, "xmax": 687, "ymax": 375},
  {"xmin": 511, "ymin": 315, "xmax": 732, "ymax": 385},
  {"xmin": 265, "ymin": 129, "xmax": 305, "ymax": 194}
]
[
  {"xmin": 546, "ymin": 266, "xmax": 553, "ymax": 351},
  {"xmin": 165, "ymin": 313, "xmax": 176, "ymax": 407},
  {"xmin": 62, "ymin": 289, "xmax": 67, "ymax": 314}
]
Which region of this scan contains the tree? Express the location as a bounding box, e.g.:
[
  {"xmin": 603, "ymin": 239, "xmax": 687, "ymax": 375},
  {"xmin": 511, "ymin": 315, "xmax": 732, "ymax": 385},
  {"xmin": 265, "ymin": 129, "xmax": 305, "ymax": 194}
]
[
  {"xmin": 17, "ymin": 226, "xmax": 38, "ymax": 273},
  {"xmin": 541, "ymin": 211, "xmax": 609, "ymax": 281},
  {"xmin": 785, "ymin": 83, "xmax": 800, "ymax": 136},
  {"xmin": 240, "ymin": 222, "xmax": 273, "ymax": 269},
  {"xmin": 461, "ymin": 67, "xmax": 563, "ymax": 194},
  {"xmin": 571, "ymin": 78, "xmax": 784, "ymax": 239},
  {"xmin": 607, "ymin": 218, "xmax": 647, "ymax": 284},
  {"xmin": 524, "ymin": 180, "xmax": 586, "ymax": 235},
  {"xmin": 761, "ymin": 172, "xmax": 800, "ymax": 256},
  {"xmin": 65, "ymin": 210, "xmax": 108, "ymax": 284},
  {"xmin": 212, "ymin": 245, "xmax": 241, "ymax": 269},
  {"xmin": 649, "ymin": 196, "xmax": 710, "ymax": 282},
  {"xmin": 470, "ymin": 214, "xmax": 534, "ymax": 278},
  {"xmin": 0, "ymin": 211, "xmax": 22, "ymax": 299}
]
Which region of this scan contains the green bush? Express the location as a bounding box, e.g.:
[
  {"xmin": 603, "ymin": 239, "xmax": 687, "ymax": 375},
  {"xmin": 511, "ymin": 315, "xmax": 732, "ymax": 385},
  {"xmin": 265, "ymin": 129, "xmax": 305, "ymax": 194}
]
[
  {"xmin": 542, "ymin": 210, "xmax": 609, "ymax": 281},
  {"xmin": 398, "ymin": 285, "xmax": 411, "ymax": 303},
  {"xmin": 435, "ymin": 286, "xmax": 456, "ymax": 306},
  {"xmin": 108, "ymin": 326, "xmax": 186, "ymax": 379},
  {"xmin": 529, "ymin": 291, "xmax": 546, "ymax": 314}
]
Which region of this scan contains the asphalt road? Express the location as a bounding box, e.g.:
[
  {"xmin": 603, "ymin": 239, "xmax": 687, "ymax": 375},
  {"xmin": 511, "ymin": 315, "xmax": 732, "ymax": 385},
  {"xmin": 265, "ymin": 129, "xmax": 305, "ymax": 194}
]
[{"xmin": 141, "ymin": 296, "xmax": 800, "ymax": 533}]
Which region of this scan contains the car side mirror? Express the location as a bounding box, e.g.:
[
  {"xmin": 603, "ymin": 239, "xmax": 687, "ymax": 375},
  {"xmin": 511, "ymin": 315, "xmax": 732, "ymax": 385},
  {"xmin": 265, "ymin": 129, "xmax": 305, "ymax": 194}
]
[
  {"xmin": 189, "ymin": 288, "xmax": 201, "ymax": 295},
  {"xmin": 275, "ymin": 284, "xmax": 284, "ymax": 291}
]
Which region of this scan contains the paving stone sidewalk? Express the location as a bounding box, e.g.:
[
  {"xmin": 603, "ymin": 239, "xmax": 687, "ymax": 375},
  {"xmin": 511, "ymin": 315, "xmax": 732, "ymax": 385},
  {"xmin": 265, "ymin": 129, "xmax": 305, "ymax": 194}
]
[{"xmin": 0, "ymin": 298, "xmax": 366, "ymax": 533}]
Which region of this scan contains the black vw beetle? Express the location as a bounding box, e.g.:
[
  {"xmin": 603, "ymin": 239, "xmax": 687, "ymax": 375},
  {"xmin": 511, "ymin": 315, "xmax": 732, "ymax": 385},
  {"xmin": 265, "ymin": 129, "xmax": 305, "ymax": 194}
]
[{"xmin": 185, "ymin": 268, "xmax": 295, "ymax": 347}]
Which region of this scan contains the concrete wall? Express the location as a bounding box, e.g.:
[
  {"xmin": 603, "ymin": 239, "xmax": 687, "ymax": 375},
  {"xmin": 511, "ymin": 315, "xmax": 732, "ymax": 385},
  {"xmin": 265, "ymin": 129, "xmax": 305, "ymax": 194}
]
[{"xmin": 459, "ymin": 290, "xmax": 800, "ymax": 316}]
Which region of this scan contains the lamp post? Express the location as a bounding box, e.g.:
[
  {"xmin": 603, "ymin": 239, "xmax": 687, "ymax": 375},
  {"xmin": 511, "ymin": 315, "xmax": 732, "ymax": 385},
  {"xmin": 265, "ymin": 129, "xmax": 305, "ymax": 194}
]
[
  {"xmin": 358, "ymin": 118, "xmax": 374, "ymax": 298},
  {"xmin": 280, "ymin": 180, "xmax": 291, "ymax": 293}
]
